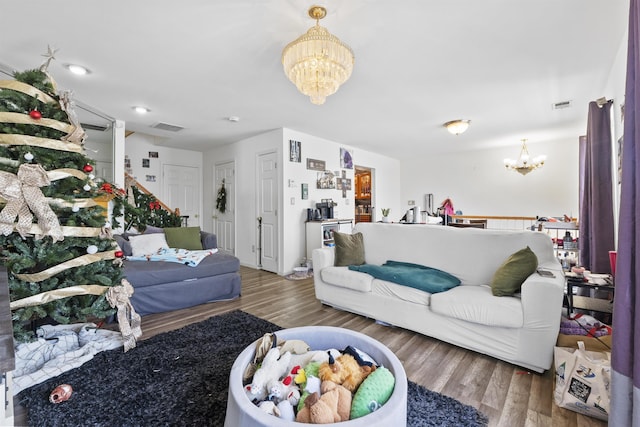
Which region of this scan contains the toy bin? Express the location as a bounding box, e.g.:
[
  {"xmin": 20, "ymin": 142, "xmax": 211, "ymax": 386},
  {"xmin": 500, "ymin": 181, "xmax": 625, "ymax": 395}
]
[{"xmin": 224, "ymin": 326, "xmax": 408, "ymax": 427}]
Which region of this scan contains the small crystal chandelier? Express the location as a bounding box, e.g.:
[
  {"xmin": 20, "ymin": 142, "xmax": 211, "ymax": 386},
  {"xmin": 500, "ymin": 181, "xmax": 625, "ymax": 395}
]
[
  {"xmin": 282, "ymin": 6, "xmax": 355, "ymax": 105},
  {"xmin": 504, "ymin": 139, "xmax": 546, "ymax": 175}
]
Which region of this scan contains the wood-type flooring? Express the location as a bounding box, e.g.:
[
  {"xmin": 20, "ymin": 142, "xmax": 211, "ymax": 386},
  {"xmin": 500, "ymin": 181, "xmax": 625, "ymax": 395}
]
[{"xmin": 14, "ymin": 266, "xmax": 607, "ymax": 427}]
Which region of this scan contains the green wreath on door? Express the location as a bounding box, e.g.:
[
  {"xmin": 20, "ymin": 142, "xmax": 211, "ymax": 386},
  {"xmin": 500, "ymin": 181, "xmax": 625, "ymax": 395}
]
[{"xmin": 216, "ymin": 179, "xmax": 227, "ymax": 213}]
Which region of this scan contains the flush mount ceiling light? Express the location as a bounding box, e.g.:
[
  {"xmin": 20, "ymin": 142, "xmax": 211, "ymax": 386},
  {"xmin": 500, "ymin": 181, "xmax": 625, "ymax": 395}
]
[
  {"xmin": 444, "ymin": 119, "xmax": 471, "ymax": 135},
  {"xmin": 64, "ymin": 63, "xmax": 90, "ymax": 75},
  {"xmin": 282, "ymin": 5, "xmax": 355, "ymax": 105},
  {"xmin": 504, "ymin": 139, "xmax": 546, "ymax": 175},
  {"xmin": 132, "ymin": 106, "xmax": 150, "ymax": 114}
]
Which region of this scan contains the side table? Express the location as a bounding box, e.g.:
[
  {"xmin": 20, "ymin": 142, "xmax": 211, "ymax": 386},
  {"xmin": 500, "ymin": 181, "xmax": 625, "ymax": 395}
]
[{"xmin": 565, "ymin": 272, "xmax": 615, "ymax": 316}]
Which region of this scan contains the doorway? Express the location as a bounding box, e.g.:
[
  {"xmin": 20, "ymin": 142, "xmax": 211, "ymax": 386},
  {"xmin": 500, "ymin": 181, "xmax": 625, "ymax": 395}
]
[
  {"xmin": 257, "ymin": 151, "xmax": 278, "ymax": 273},
  {"xmin": 162, "ymin": 164, "xmax": 200, "ymax": 227},
  {"xmin": 354, "ymin": 166, "xmax": 374, "ymax": 223},
  {"xmin": 214, "ymin": 161, "xmax": 235, "ymax": 256}
]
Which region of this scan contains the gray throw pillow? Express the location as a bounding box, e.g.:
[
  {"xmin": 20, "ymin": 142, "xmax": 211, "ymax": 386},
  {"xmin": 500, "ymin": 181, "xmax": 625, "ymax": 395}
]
[
  {"xmin": 114, "ymin": 235, "xmax": 133, "ymax": 257},
  {"xmin": 143, "ymin": 225, "xmax": 164, "ymax": 234},
  {"xmin": 334, "ymin": 232, "xmax": 365, "ymax": 266}
]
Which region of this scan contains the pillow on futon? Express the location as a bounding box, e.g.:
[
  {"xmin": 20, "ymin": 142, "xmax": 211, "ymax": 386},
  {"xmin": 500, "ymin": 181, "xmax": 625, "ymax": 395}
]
[
  {"xmin": 334, "ymin": 232, "xmax": 365, "ymax": 266},
  {"xmin": 129, "ymin": 233, "xmax": 169, "ymax": 257},
  {"xmin": 164, "ymin": 226, "xmax": 203, "ymax": 250},
  {"xmin": 490, "ymin": 246, "xmax": 538, "ymax": 296},
  {"xmin": 114, "ymin": 235, "xmax": 133, "ymax": 257},
  {"xmin": 143, "ymin": 225, "xmax": 164, "ymax": 234}
]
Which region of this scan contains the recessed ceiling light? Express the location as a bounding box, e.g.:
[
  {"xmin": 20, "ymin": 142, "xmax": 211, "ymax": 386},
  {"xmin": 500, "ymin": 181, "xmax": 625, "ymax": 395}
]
[
  {"xmin": 228, "ymin": 116, "xmax": 240, "ymax": 122},
  {"xmin": 133, "ymin": 106, "xmax": 151, "ymax": 114},
  {"xmin": 64, "ymin": 64, "xmax": 90, "ymax": 75}
]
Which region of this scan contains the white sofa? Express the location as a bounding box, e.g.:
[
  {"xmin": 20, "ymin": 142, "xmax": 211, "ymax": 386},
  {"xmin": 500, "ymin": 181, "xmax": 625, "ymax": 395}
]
[{"xmin": 312, "ymin": 222, "xmax": 565, "ymax": 373}]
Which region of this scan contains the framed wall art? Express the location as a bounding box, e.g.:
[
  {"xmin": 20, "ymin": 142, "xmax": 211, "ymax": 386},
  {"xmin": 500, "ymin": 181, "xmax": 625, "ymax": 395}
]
[
  {"xmin": 306, "ymin": 158, "xmax": 326, "ymax": 171},
  {"xmin": 289, "ymin": 140, "xmax": 301, "ymax": 162},
  {"xmin": 340, "ymin": 148, "xmax": 353, "ymax": 169}
]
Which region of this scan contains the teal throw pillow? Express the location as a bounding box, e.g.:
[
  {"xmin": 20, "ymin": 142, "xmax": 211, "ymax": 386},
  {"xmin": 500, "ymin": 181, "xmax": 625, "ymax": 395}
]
[
  {"xmin": 334, "ymin": 232, "xmax": 365, "ymax": 266},
  {"xmin": 163, "ymin": 226, "xmax": 203, "ymax": 250},
  {"xmin": 490, "ymin": 246, "xmax": 538, "ymax": 296}
]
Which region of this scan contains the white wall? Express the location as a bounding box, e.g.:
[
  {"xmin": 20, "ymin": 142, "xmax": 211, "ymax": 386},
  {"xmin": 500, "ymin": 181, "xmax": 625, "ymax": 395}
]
[
  {"xmin": 400, "ymin": 137, "xmax": 579, "ymax": 222},
  {"xmin": 203, "ymin": 129, "xmax": 282, "ymax": 269},
  {"xmin": 125, "ymin": 133, "xmax": 203, "ymax": 219},
  {"xmin": 203, "ymin": 128, "xmax": 401, "ymax": 275},
  {"xmin": 281, "ymin": 129, "xmax": 401, "ymax": 274},
  {"xmin": 603, "ymin": 26, "xmax": 628, "ymax": 244}
]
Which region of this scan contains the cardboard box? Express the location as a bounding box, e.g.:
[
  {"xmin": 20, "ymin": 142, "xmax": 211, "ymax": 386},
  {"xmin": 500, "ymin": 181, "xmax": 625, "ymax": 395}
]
[{"xmin": 556, "ymin": 333, "xmax": 612, "ymax": 352}]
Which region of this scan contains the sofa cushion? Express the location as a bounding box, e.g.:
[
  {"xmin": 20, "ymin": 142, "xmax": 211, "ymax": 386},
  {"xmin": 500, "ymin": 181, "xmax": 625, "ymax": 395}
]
[
  {"xmin": 490, "ymin": 246, "xmax": 538, "ymax": 296},
  {"xmin": 164, "ymin": 226, "xmax": 203, "ymax": 250},
  {"xmin": 372, "ymin": 279, "xmax": 431, "ymax": 306},
  {"xmin": 430, "ymin": 285, "xmax": 524, "ymax": 328},
  {"xmin": 321, "ymin": 266, "xmax": 373, "ymax": 292},
  {"xmin": 334, "ymin": 232, "xmax": 365, "ymax": 266},
  {"xmin": 124, "ymin": 253, "xmax": 240, "ymax": 289},
  {"xmin": 129, "ymin": 233, "xmax": 169, "ymax": 257}
]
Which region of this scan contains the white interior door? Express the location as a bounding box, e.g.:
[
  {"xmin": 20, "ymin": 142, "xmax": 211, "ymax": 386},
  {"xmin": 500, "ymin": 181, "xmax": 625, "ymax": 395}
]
[
  {"xmin": 258, "ymin": 152, "xmax": 278, "ymax": 273},
  {"xmin": 162, "ymin": 164, "xmax": 200, "ymax": 227},
  {"xmin": 214, "ymin": 162, "xmax": 235, "ymax": 255}
]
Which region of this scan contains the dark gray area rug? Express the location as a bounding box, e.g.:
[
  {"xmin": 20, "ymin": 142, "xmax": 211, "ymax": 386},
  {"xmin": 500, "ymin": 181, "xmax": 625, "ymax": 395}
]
[{"xmin": 18, "ymin": 310, "xmax": 488, "ymax": 426}]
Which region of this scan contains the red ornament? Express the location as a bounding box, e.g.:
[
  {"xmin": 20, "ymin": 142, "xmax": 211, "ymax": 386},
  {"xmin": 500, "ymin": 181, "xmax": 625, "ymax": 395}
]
[
  {"xmin": 100, "ymin": 183, "xmax": 113, "ymax": 193},
  {"xmin": 83, "ymin": 164, "xmax": 94, "ymax": 173},
  {"xmin": 114, "ymin": 250, "xmax": 124, "ymax": 258},
  {"xmin": 29, "ymin": 110, "xmax": 42, "ymax": 120}
]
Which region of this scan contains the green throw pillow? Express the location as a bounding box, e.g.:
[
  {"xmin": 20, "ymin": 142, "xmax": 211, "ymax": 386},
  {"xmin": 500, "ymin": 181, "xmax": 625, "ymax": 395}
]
[
  {"xmin": 163, "ymin": 227, "xmax": 203, "ymax": 250},
  {"xmin": 490, "ymin": 246, "xmax": 538, "ymax": 296},
  {"xmin": 334, "ymin": 232, "xmax": 365, "ymax": 266}
]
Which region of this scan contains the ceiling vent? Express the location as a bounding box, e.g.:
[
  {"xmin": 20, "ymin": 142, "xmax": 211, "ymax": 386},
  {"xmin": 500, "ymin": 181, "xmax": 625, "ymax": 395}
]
[
  {"xmin": 81, "ymin": 122, "xmax": 110, "ymax": 132},
  {"xmin": 552, "ymin": 100, "xmax": 572, "ymax": 110},
  {"xmin": 151, "ymin": 122, "xmax": 184, "ymax": 132}
]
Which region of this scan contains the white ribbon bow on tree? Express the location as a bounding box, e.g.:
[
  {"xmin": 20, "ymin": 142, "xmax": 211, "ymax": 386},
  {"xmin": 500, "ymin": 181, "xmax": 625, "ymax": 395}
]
[{"xmin": 0, "ymin": 163, "xmax": 64, "ymax": 241}]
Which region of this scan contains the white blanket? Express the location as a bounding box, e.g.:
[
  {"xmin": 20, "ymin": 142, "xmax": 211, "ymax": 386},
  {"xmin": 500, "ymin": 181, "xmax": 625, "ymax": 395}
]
[
  {"xmin": 127, "ymin": 247, "xmax": 218, "ymax": 267},
  {"xmin": 13, "ymin": 323, "xmax": 124, "ymax": 394}
]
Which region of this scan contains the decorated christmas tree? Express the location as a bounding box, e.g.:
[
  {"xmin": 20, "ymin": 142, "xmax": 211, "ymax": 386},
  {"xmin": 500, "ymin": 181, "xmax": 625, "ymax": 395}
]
[{"xmin": 0, "ymin": 49, "xmax": 140, "ymax": 350}]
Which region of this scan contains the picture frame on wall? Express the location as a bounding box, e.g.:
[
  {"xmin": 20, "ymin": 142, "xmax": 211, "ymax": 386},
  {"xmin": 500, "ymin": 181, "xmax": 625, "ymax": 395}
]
[
  {"xmin": 289, "ymin": 140, "xmax": 301, "ymax": 162},
  {"xmin": 306, "ymin": 158, "xmax": 326, "ymax": 171},
  {"xmin": 142, "ymin": 158, "xmax": 150, "ymax": 168},
  {"xmin": 340, "ymin": 148, "xmax": 353, "ymax": 169},
  {"xmin": 301, "ymin": 183, "xmax": 308, "ymax": 200}
]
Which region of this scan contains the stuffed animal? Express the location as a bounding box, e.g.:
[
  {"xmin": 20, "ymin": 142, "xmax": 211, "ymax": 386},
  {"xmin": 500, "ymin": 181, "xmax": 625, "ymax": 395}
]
[
  {"xmin": 318, "ymin": 353, "xmax": 376, "ymax": 393},
  {"xmin": 243, "ymin": 333, "xmax": 311, "ymax": 383},
  {"xmin": 248, "ymin": 347, "xmax": 292, "ymax": 401},
  {"xmin": 350, "ymin": 366, "xmax": 395, "ymax": 419},
  {"xmin": 266, "ymin": 366, "xmax": 302, "ymax": 405},
  {"xmin": 295, "ymin": 381, "xmax": 352, "ymax": 423}
]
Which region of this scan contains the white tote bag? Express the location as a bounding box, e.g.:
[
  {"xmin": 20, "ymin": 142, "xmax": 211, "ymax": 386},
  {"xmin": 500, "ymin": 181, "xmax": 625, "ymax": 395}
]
[{"xmin": 554, "ymin": 341, "xmax": 611, "ymax": 421}]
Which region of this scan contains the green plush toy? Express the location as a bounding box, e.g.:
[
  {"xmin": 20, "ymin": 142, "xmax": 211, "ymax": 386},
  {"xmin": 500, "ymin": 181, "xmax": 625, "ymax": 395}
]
[
  {"xmin": 350, "ymin": 367, "xmax": 395, "ymax": 419},
  {"xmin": 297, "ymin": 361, "xmax": 322, "ymax": 412}
]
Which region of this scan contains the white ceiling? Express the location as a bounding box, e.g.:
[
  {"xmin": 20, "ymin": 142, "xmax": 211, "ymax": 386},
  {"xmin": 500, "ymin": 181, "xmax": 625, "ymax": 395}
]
[{"xmin": 1, "ymin": 1, "xmax": 629, "ymax": 160}]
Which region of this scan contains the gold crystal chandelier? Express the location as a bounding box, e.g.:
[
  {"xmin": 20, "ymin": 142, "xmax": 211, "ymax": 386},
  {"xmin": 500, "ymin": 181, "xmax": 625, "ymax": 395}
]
[
  {"xmin": 282, "ymin": 6, "xmax": 355, "ymax": 105},
  {"xmin": 504, "ymin": 139, "xmax": 546, "ymax": 175}
]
